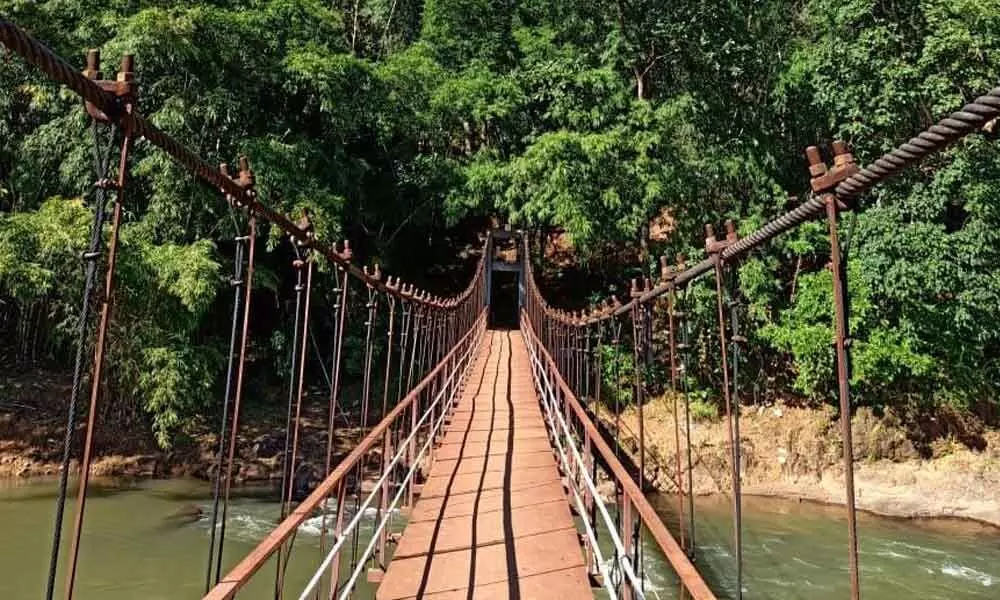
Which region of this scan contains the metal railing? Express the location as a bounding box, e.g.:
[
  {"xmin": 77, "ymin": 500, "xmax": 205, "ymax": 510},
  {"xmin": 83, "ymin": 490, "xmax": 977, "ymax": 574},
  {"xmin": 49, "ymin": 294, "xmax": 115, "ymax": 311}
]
[
  {"xmin": 295, "ymin": 314, "xmax": 486, "ymax": 600},
  {"xmin": 521, "ymin": 311, "xmax": 716, "ymax": 600},
  {"xmin": 523, "ymin": 313, "xmax": 641, "ymax": 599},
  {"xmin": 204, "ymin": 309, "xmax": 487, "ymax": 600}
]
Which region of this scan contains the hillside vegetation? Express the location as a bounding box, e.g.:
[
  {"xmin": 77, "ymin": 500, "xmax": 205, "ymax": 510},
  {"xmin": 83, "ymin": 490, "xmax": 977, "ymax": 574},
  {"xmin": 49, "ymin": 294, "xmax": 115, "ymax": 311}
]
[{"xmin": 1, "ymin": 0, "xmax": 998, "ymax": 447}]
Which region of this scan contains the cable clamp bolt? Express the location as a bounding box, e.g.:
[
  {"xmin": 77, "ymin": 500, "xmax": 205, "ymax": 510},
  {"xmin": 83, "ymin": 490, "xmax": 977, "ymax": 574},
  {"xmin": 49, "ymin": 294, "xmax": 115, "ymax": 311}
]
[{"xmin": 807, "ymin": 141, "xmax": 859, "ymax": 195}]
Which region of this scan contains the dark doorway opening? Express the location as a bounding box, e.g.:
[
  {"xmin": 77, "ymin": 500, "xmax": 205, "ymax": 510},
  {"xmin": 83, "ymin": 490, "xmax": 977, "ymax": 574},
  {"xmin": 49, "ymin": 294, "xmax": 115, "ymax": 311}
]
[{"xmin": 489, "ymin": 271, "xmax": 519, "ymax": 329}]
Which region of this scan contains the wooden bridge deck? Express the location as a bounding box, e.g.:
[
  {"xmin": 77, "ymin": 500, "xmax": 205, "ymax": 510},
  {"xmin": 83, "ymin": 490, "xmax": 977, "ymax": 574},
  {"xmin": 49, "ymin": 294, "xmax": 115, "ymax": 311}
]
[{"xmin": 377, "ymin": 330, "xmax": 593, "ymax": 599}]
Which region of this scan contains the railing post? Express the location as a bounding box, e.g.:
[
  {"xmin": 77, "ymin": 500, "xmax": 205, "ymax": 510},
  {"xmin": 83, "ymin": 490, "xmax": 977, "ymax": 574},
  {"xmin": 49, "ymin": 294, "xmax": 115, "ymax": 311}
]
[
  {"xmin": 328, "ymin": 479, "xmax": 348, "ymax": 596},
  {"xmin": 620, "ymin": 495, "xmax": 635, "ymax": 600},
  {"xmin": 706, "ymin": 221, "xmax": 744, "ymax": 600},
  {"xmin": 583, "ymin": 431, "xmax": 596, "ymax": 575},
  {"xmin": 406, "ymin": 401, "xmax": 417, "ymax": 510},
  {"xmin": 662, "ymin": 256, "xmax": 687, "ymax": 553}
]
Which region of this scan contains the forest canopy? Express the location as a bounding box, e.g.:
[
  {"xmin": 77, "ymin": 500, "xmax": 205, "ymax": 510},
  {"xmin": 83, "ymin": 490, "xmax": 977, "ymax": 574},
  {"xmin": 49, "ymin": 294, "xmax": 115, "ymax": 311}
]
[{"xmin": 1, "ymin": 0, "xmax": 998, "ymax": 447}]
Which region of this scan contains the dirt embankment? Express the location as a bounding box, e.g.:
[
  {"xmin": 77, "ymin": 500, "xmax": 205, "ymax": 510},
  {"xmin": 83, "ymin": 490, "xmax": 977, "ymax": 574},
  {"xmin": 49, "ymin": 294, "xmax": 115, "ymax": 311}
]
[
  {"xmin": 611, "ymin": 397, "xmax": 1000, "ymax": 527},
  {"xmin": 0, "ymin": 369, "xmax": 363, "ymax": 485}
]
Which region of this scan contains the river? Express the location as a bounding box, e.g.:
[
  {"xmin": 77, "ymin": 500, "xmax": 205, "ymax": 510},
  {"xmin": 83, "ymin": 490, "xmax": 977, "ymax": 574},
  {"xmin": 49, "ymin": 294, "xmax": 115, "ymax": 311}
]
[{"xmin": 0, "ymin": 478, "xmax": 997, "ymax": 599}]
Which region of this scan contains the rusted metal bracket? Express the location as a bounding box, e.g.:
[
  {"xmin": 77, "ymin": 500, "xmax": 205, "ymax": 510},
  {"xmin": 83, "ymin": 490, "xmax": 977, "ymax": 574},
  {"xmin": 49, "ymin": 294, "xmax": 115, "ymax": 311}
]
[
  {"xmin": 705, "ymin": 220, "xmax": 739, "ymax": 257},
  {"xmin": 807, "ymin": 141, "xmax": 859, "ymax": 197},
  {"xmin": 81, "ymin": 49, "xmax": 134, "ymax": 123},
  {"xmin": 334, "ymin": 240, "xmax": 352, "ymax": 262},
  {"xmin": 220, "ymin": 156, "xmax": 256, "ymax": 209},
  {"xmin": 364, "ymin": 263, "xmax": 383, "ymax": 285}
]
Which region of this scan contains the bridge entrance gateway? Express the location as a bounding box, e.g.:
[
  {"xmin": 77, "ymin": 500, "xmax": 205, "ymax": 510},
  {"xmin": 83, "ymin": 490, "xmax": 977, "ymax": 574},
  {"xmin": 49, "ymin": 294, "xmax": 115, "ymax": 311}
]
[
  {"xmin": 486, "ymin": 228, "xmax": 524, "ymax": 330},
  {"xmin": 4, "ymin": 17, "xmax": 999, "ymax": 600}
]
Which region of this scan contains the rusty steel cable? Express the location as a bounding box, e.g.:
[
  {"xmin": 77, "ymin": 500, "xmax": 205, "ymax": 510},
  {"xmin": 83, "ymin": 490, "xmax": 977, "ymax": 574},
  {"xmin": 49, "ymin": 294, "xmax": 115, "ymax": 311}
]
[
  {"xmin": 288, "ymin": 256, "xmax": 317, "ymax": 516},
  {"xmin": 214, "ymin": 215, "xmax": 257, "ymax": 582},
  {"xmin": 44, "ymin": 119, "xmax": 118, "ymax": 600},
  {"xmin": 204, "ymin": 225, "xmax": 249, "ymax": 594},
  {"xmin": 396, "ymin": 300, "xmax": 413, "ymax": 404},
  {"xmin": 275, "ymin": 249, "xmax": 310, "ymax": 598},
  {"xmin": 282, "ymin": 254, "xmax": 316, "ymax": 594},
  {"xmin": 835, "ymin": 88, "xmax": 1000, "ymax": 200}
]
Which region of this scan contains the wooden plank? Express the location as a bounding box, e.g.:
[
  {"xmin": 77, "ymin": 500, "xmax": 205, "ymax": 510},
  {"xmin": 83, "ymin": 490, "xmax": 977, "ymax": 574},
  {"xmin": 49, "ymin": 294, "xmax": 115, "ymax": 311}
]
[{"xmin": 378, "ymin": 331, "xmax": 592, "ymax": 600}]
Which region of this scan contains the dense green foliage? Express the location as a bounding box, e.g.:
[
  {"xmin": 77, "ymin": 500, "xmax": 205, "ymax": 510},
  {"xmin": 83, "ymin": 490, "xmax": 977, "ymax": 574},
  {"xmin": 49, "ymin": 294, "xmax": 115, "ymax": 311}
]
[{"xmin": 1, "ymin": 0, "xmax": 998, "ymax": 446}]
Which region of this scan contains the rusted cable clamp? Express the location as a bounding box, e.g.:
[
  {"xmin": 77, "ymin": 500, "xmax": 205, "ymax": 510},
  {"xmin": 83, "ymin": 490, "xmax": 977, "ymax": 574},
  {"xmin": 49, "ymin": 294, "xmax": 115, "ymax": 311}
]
[
  {"xmin": 81, "ymin": 49, "xmax": 134, "ymax": 123},
  {"xmin": 332, "ymin": 240, "xmax": 352, "ymax": 263},
  {"xmin": 705, "ymin": 220, "xmax": 739, "ymax": 258},
  {"xmin": 220, "ymin": 157, "xmax": 256, "ymax": 208},
  {"xmin": 808, "ymin": 141, "xmax": 859, "ymax": 202}
]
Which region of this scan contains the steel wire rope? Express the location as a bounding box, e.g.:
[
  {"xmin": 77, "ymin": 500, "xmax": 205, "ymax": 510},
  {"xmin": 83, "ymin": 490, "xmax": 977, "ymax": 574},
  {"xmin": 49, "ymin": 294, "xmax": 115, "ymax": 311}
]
[
  {"xmin": 214, "ymin": 215, "xmax": 258, "ymax": 583},
  {"xmin": 350, "ymin": 281, "xmax": 380, "ymax": 577},
  {"xmin": 204, "ymin": 214, "xmax": 250, "ymax": 593},
  {"xmin": 316, "ymin": 265, "xmax": 350, "ymax": 599},
  {"xmin": 274, "ymin": 244, "xmax": 312, "ymax": 598},
  {"xmin": 725, "ymin": 265, "xmax": 745, "ymax": 600},
  {"xmin": 374, "ymin": 294, "xmax": 397, "ymax": 569},
  {"xmin": 677, "ymin": 285, "xmax": 697, "ymax": 558},
  {"xmin": 62, "ymin": 120, "xmax": 133, "ymax": 600},
  {"xmin": 44, "ymin": 119, "xmax": 118, "ymax": 600}
]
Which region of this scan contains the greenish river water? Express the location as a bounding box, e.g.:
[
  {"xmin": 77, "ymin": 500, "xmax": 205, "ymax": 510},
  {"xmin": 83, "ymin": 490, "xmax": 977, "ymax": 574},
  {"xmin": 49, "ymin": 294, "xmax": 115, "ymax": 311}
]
[{"xmin": 1, "ymin": 478, "xmax": 997, "ymax": 599}]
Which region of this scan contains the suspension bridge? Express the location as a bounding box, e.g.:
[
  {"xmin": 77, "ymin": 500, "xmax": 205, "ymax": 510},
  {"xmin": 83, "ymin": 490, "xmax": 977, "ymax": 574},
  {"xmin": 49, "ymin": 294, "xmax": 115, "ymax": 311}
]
[{"xmin": 3, "ymin": 17, "xmax": 999, "ymax": 600}]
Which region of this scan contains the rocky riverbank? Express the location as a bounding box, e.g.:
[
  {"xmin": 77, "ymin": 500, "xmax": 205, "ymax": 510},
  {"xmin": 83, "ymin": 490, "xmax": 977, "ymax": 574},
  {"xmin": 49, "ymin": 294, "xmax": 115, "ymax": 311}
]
[{"xmin": 611, "ymin": 397, "xmax": 1000, "ymax": 527}]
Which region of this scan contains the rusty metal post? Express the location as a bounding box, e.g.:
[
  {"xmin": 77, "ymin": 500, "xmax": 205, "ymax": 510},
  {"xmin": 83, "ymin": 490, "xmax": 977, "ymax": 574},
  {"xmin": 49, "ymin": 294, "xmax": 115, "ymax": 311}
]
[
  {"xmin": 675, "ymin": 260, "xmax": 697, "ymax": 557},
  {"xmin": 376, "ymin": 288, "xmax": 398, "ymax": 571},
  {"xmin": 594, "ymin": 318, "xmax": 604, "ymax": 421},
  {"xmin": 317, "ymin": 257, "xmax": 350, "ymax": 600},
  {"xmin": 215, "ymin": 159, "xmax": 259, "ymax": 583},
  {"xmin": 629, "ymin": 280, "xmax": 646, "ymax": 492},
  {"xmin": 662, "ymin": 256, "xmax": 686, "ymax": 552},
  {"xmin": 706, "ymin": 221, "xmax": 743, "ymax": 599},
  {"xmin": 809, "ymin": 142, "xmax": 862, "ymax": 600},
  {"xmin": 276, "ymin": 237, "xmax": 315, "ymax": 599},
  {"xmin": 611, "ymin": 315, "xmax": 623, "ymax": 462},
  {"xmin": 405, "ymin": 307, "xmax": 423, "ymax": 510},
  {"xmin": 584, "ymin": 430, "xmax": 597, "ymax": 575},
  {"xmin": 63, "ymin": 55, "xmax": 135, "ymax": 600},
  {"xmin": 583, "ymin": 322, "xmax": 591, "ymax": 403},
  {"xmin": 328, "ymin": 479, "xmax": 349, "ymax": 595}
]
